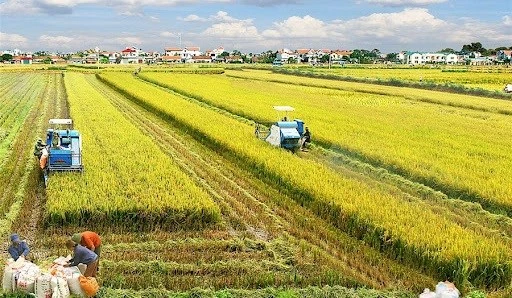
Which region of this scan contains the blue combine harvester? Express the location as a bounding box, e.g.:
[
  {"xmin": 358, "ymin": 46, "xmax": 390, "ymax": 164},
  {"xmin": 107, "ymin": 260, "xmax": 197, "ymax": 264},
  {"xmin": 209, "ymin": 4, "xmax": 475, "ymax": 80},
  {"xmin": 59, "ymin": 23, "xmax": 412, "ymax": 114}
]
[
  {"xmin": 255, "ymin": 106, "xmax": 305, "ymax": 152},
  {"xmin": 41, "ymin": 119, "xmax": 83, "ymax": 186}
]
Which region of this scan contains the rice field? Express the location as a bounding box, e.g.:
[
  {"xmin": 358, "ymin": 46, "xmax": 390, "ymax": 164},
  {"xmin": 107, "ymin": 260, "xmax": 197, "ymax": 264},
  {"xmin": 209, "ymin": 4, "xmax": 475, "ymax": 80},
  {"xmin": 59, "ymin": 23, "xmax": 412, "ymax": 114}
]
[{"xmin": 1, "ymin": 65, "xmax": 511, "ymax": 297}]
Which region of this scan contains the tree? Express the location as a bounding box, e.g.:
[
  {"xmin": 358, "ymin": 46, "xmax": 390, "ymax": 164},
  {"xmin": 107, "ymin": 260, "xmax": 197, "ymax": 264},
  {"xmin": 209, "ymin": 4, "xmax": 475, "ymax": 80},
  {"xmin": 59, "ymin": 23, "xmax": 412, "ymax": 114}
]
[
  {"xmin": 439, "ymin": 48, "xmax": 456, "ymax": 53},
  {"xmin": 461, "ymin": 42, "xmax": 485, "ymax": 54},
  {"xmin": 220, "ymin": 51, "xmax": 230, "ymax": 57},
  {"xmin": 259, "ymin": 50, "xmax": 276, "ymax": 63},
  {"xmin": 287, "ymin": 57, "xmax": 297, "ymax": 64},
  {"xmin": 1, "ymin": 54, "xmax": 13, "ymax": 62},
  {"xmin": 42, "ymin": 56, "xmax": 53, "ymax": 64},
  {"xmin": 34, "ymin": 50, "xmax": 49, "ymax": 56},
  {"xmin": 350, "ymin": 49, "xmax": 375, "ymax": 64},
  {"xmin": 385, "ymin": 53, "xmax": 398, "ymax": 62},
  {"xmin": 231, "ymin": 50, "xmax": 241, "ymax": 56},
  {"xmin": 319, "ymin": 54, "xmax": 330, "ymax": 63}
]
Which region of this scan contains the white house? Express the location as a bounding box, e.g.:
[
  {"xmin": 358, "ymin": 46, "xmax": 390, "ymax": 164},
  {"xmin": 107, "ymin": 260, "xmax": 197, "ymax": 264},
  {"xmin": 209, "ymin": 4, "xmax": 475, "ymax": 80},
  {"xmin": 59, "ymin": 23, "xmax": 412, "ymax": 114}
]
[
  {"xmin": 120, "ymin": 47, "xmax": 143, "ymax": 64},
  {"xmin": 295, "ymin": 49, "xmax": 315, "ymax": 62},
  {"xmin": 181, "ymin": 47, "xmax": 201, "ymax": 62},
  {"xmin": 276, "ymin": 48, "xmax": 298, "ymax": 63},
  {"xmin": 408, "ymin": 52, "xmax": 424, "ymax": 65},
  {"xmin": 209, "ymin": 46, "xmax": 225, "ymax": 61},
  {"xmin": 164, "ymin": 47, "xmax": 182, "ymax": 56},
  {"xmin": 445, "ymin": 53, "xmax": 460, "ymax": 64},
  {"xmin": 497, "ymin": 50, "xmax": 512, "ymax": 61}
]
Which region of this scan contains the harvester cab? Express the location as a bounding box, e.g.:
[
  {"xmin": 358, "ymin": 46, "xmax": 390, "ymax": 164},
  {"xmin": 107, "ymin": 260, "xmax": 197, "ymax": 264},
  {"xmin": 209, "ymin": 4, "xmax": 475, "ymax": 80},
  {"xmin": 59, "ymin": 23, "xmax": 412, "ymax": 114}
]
[
  {"xmin": 41, "ymin": 119, "xmax": 83, "ymax": 186},
  {"xmin": 255, "ymin": 106, "xmax": 305, "ymax": 152}
]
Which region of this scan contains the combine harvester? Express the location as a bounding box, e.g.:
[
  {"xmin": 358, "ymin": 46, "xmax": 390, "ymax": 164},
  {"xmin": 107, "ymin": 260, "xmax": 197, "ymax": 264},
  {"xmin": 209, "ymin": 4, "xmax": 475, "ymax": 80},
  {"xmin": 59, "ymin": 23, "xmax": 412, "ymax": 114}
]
[
  {"xmin": 40, "ymin": 119, "xmax": 83, "ymax": 186},
  {"xmin": 255, "ymin": 106, "xmax": 305, "ymax": 152},
  {"xmin": 504, "ymin": 84, "xmax": 512, "ymax": 93}
]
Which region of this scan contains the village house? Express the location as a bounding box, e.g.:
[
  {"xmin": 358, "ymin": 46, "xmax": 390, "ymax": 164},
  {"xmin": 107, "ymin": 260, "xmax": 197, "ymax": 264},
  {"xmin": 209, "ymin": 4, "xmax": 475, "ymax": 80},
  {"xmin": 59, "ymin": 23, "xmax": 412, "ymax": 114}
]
[{"xmin": 181, "ymin": 47, "xmax": 201, "ymax": 62}]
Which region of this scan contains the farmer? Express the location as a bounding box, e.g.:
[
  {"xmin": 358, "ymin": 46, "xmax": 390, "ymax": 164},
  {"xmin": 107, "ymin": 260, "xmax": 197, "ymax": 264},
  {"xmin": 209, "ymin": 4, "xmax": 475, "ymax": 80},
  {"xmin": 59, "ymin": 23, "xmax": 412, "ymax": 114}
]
[
  {"xmin": 72, "ymin": 231, "xmax": 101, "ymax": 270},
  {"xmin": 64, "ymin": 240, "xmax": 98, "ymax": 277},
  {"xmin": 301, "ymin": 127, "xmax": 311, "ymax": 151},
  {"xmin": 8, "ymin": 234, "xmax": 30, "ymax": 261},
  {"xmin": 33, "ymin": 138, "xmax": 46, "ymax": 160}
]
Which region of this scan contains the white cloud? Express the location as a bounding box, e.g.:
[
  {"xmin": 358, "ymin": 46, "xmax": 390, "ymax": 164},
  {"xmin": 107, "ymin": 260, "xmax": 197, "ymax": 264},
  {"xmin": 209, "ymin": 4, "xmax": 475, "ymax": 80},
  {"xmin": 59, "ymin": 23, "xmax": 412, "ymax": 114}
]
[
  {"xmin": 211, "ymin": 11, "xmax": 252, "ymax": 24},
  {"xmin": 504, "ymin": 15, "xmax": 512, "ymax": 26},
  {"xmin": 0, "ymin": 32, "xmax": 29, "ymax": 48},
  {"xmin": 200, "ymin": 11, "xmax": 258, "ymax": 38},
  {"xmin": 0, "ymin": 0, "xmax": 233, "ymax": 15},
  {"xmin": 39, "ymin": 35, "xmax": 74, "ymax": 44},
  {"xmin": 115, "ymin": 36, "xmax": 143, "ymax": 45},
  {"xmin": 203, "ymin": 22, "xmax": 259, "ymax": 38},
  {"xmin": 160, "ymin": 31, "xmax": 178, "ymax": 38},
  {"xmin": 262, "ymin": 15, "xmax": 327, "ymax": 38},
  {"xmin": 360, "ymin": 0, "xmax": 447, "ymax": 6},
  {"xmin": 241, "ymin": 0, "xmax": 301, "ymax": 6},
  {"xmin": 179, "ymin": 14, "xmax": 207, "ymax": 22}
]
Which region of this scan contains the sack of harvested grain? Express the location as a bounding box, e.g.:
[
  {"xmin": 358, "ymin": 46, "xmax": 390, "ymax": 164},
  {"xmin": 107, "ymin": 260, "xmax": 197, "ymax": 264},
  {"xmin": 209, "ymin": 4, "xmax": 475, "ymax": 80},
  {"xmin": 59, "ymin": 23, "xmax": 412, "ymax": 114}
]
[
  {"xmin": 79, "ymin": 276, "xmax": 99, "ymax": 297},
  {"xmin": 35, "ymin": 273, "xmax": 53, "ymax": 298},
  {"xmin": 50, "ymin": 276, "xmax": 70, "ymax": 298},
  {"xmin": 16, "ymin": 261, "xmax": 41, "ymax": 293}
]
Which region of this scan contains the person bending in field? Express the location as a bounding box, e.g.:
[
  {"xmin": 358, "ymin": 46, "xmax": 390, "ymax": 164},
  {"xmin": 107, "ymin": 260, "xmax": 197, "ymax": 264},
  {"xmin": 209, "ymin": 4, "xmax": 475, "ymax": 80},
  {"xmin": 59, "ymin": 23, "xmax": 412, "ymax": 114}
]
[
  {"xmin": 301, "ymin": 127, "xmax": 311, "ymax": 151},
  {"xmin": 33, "ymin": 138, "xmax": 46, "ymax": 160},
  {"xmin": 72, "ymin": 231, "xmax": 101, "ymax": 270},
  {"xmin": 8, "ymin": 234, "xmax": 30, "ymax": 261},
  {"xmin": 64, "ymin": 240, "xmax": 98, "ymax": 277}
]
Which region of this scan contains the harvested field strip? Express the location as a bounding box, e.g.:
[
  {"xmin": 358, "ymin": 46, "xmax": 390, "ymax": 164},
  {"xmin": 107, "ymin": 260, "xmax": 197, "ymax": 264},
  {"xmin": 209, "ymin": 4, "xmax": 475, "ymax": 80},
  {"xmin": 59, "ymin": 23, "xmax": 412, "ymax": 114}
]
[
  {"xmin": 44, "ymin": 72, "xmax": 220, "ymax": 230},
  {"xmin": 98, "ymin": 285, "xmax": 416, "ymax": 298},
  {"xmin": 226, "ymin": 69, "xmax": 512, "ymax": 115},
  {"xmin": 8, "ymin": 74, "xmax": 69, "ymax": 263},
  {"xmin": 104, "ymin": 239, "xmax": 269, "ymax": 263},
  {"xmin": 0, "ymin": 73, "xmax": 42, "ymax": 163},
  {"xmin": 0, "ymin": 73, "xmax": 58, "ymax": 250},
  {"xmin": 0, "ymin": 74, "xmax": 48, "ymax": 214},
  {"xmin": 101, "ymin": 259, "xmax": 350, "ymax": 291},
  {"xmin": 140, "ymin": 72, "xmax": 512, "ymax": 216},
  {"xmin": 99, "ymin": 72, "xmax": 512, "ymax": 289}
]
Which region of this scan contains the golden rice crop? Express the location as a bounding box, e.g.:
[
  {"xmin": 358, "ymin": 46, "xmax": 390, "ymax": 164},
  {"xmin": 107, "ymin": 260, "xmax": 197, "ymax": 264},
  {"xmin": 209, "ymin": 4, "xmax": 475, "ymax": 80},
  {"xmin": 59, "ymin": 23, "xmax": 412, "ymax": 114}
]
[
  {"xmin": 139, "ymin": 71, "xmax": 512, "ymax": 215},
  {"xmin": 99, "ymin": 72, "xmax": 512, "ymax": 288},
  {"xmin": 44, "ymin": 72, "xmax": 220, "ymax": 229}
]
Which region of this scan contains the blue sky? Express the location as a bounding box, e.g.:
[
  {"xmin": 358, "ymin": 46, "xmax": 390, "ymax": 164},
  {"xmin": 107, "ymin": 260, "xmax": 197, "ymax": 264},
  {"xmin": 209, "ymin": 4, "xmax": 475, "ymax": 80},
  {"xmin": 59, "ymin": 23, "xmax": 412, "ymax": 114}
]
[{"xmin": 0, "ymin": 0, "xmax": 510, "ymax": 53}]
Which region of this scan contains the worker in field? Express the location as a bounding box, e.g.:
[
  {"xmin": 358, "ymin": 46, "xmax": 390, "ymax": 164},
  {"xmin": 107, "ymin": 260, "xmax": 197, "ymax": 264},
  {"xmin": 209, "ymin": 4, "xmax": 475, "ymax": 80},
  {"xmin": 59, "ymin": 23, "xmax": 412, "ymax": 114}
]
[
  {"xmin": 8, "ymin": 233, "xmax": 30, "ymax": 261},
  {"xmin": 33, "ymin": 138, "xmax": 46, "ymax": 160},
  {"xmin": 64, "ymin": 239, "xmax": 98, "ymax": 277},
  {"xmin": 301, "ymin": 127, "xmax": 311, "ymax": 151},
  {"xmin": 72, "ymin": 231, "xmax": 101, "ymax": 269}
]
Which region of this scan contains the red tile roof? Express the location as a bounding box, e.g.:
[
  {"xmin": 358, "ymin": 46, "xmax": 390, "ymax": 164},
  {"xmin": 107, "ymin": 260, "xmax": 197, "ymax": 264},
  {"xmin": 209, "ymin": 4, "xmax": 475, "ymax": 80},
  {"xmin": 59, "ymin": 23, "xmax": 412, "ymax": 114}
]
[
  {"xmin": 192, "ymin": 55, "xmax": 211, "ymax": 60},
  {"xmin": 162, "ymin": 55, "xmax": 181, "ymax": 61}
]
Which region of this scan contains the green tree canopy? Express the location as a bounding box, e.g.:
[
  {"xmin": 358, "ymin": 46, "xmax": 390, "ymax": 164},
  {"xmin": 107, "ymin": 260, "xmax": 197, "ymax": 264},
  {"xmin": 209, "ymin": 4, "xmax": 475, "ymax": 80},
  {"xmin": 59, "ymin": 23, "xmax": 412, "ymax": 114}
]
[{"xmin": 1, "ymin": 54, "xmax": 13, "ymax": 62}]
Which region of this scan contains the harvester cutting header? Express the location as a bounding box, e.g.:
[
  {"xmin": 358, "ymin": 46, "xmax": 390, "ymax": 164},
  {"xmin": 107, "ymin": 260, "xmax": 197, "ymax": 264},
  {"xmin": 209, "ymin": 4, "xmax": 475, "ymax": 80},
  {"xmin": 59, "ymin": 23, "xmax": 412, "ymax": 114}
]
[
  {"xmin": 34, "ymin": 119, "xmax": 83, "ymax": 186},
  {"xmin": 255, "ymin": 106, "xmax": 311, "ymax": 152}
]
